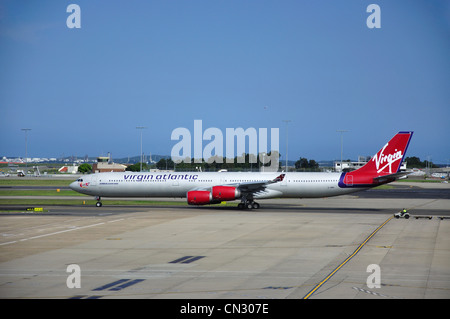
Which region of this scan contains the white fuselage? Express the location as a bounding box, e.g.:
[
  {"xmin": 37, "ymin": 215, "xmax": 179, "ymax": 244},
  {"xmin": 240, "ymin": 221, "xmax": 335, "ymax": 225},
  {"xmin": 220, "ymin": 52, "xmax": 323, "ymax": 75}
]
[{"xmin": 70, "ymin": 171, "xmax": 364, "ymax": 199}]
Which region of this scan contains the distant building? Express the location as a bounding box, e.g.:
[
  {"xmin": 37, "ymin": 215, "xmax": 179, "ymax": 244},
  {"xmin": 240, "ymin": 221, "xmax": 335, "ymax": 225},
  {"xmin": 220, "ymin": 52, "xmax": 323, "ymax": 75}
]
[
  {"xmin": 58, "ymin": 164, "xmax": 79, "ymax": 174},
  {"xmin": 92, "ymin": 156, "xmax": 126, "ymax": 173}
]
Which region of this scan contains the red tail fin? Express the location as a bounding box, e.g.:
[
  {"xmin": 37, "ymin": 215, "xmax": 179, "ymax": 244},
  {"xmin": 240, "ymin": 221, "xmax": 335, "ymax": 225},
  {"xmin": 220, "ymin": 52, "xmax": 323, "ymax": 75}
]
[{"xmin": 339, "ymin": 131, "xmax": 413, "ymax": 187}]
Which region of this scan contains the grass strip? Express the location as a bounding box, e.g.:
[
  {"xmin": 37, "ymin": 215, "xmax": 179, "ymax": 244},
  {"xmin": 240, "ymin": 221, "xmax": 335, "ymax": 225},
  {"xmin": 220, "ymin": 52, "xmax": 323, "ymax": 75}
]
[
  {"xmin": 0, "ymin": 199, "xmax": 187, "ymax": 206},
  {"xmin": 0, "ymin": 190, "xmax": 86, "ymax": 196},
  {"xmin": 372, "ymin": 184, "xmax": 394, "ymax": 189},
  {"xmin": 0, "ymin": 198, "xmax": 236, "ymax": 207},
  {"xmin": 0, "ymin": 179, "xmax": 73, "ymax": 187}
]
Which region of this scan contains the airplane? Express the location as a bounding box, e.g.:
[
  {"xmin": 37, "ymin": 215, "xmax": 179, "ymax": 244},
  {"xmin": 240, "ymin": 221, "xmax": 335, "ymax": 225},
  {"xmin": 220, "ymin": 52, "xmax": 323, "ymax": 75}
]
[{"xmin": 70, "ymin": 131, "xmax": 413, "ymax": 209}]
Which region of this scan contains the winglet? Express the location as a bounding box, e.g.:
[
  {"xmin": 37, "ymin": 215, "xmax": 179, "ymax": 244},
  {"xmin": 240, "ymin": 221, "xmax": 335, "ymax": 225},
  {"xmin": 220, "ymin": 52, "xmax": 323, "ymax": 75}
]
[{"xmin": 272, "ymin": 174, "xmax": 285, "ymax": 183}]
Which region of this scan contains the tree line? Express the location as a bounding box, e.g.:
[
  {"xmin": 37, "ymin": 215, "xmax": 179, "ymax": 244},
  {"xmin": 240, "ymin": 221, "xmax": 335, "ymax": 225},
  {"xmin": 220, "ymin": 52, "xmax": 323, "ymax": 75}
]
[
  {"xmin": 404, "ymin": 156, "xmax": 438, "ymax": 168},
  {"xmin": 152, "ymin": 153, "xmax": 280, "ymax": 172},
  {"xmin": 129, "ymin": 154, "xmax": 321, "ymax": 172},
  {"xmin": 294, "ymin": 158, "xmax": 319, "ymax": 170}
]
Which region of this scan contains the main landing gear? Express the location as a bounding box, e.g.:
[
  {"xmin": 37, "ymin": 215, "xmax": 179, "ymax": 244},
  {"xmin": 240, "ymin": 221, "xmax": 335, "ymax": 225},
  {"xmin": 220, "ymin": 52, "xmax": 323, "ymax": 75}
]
[
  {"xmin": 237, "ymin": 200, "xmax": 260, "ymax": 210},
  {"xmin": 95, "ymin": 196, "xmax": 102, "ymax": 207}
]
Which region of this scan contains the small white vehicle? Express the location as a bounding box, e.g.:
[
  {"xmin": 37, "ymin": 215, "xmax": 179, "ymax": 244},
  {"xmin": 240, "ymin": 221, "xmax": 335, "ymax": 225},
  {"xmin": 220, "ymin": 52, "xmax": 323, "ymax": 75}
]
[{"xmin": 394, "ymin": 209, "xmax": 410, "ymax": 219}]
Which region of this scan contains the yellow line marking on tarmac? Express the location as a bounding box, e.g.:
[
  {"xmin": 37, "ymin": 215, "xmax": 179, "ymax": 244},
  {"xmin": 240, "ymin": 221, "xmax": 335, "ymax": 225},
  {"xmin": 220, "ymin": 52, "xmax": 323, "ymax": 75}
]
[{"xmin": 303, "ymin": 215, "xmax": 393, "ymax": 299}]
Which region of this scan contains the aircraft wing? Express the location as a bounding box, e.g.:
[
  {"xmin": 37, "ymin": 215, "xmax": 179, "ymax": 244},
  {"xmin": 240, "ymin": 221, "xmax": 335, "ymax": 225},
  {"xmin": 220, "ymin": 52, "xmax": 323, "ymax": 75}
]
[{"xmin": 229, "ymin": 174, "xmax": 285, "ymax": 193}]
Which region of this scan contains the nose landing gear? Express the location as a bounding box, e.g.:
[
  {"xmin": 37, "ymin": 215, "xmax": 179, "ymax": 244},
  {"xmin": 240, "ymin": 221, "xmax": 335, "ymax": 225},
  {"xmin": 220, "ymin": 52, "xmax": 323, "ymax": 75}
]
[{"xmin": 95, "ymin": 196, "xmax": 102, "ymax": 207}]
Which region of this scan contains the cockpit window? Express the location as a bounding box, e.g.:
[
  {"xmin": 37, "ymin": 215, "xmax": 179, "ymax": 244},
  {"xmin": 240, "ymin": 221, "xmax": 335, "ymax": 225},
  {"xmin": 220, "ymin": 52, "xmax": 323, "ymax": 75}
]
[{"xmin": 77, "ymin": 179, "xmax": 83, "ymax": 182}]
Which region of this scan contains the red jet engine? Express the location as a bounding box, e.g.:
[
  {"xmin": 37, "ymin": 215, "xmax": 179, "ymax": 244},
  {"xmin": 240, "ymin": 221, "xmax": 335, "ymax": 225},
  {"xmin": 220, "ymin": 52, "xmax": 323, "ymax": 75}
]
[
  {"xmin": 187, "ymin": 186, "xmax": 241, "ymax": 205},
  {"xmin": 187, "ymin": 190, "xmax": 212, "ymax": 205},
  {"xmin": 211, "ymin": 186, "xmax": 241, "ymax": 201}
]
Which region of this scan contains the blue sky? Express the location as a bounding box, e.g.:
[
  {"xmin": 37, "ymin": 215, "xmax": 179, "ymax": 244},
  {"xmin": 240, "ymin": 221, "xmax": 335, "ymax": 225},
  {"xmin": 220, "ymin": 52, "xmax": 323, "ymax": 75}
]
[{"xmin": 1, "ymin": 0, "xmax": 449, "ymax": 164}]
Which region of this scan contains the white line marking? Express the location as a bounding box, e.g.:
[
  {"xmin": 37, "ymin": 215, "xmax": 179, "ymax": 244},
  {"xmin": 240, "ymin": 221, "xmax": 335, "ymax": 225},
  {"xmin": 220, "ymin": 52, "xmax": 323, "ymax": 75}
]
[{"xmin": 0, "ymin": 222, "xmax": 105, "ymax": 246}]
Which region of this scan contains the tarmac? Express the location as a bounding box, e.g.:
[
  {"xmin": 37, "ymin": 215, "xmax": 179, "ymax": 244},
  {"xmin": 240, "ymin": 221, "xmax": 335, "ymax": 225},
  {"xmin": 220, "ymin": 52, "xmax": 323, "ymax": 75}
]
[{"xmin": 0, "ymin": 182, "xmax": 449, "ymax": 301}]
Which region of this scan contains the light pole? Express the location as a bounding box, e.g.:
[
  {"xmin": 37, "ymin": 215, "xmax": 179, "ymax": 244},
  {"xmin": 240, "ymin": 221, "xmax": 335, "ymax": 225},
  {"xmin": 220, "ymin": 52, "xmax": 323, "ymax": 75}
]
[
  {"xmin": 21, "ymin": 128, "xmax": 31, "ymax": 176},
  {"xmin": 336, "ymin": 130, "xmax": 348, "ymax": 172},
  {"xmin": 136, "ymin": 126, "xmax": 147, "ymax": 172},
  {"xmin": 282, "ymin": 120, "xmax": 291, "ymax": 172}
]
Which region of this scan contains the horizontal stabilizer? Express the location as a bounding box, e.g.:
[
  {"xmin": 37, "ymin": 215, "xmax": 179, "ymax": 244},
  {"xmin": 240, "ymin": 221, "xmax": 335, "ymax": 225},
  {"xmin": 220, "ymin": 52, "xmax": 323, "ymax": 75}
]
[{"xmin": 373, "ymin": 171, "xmax": 410, "ymax": 183}]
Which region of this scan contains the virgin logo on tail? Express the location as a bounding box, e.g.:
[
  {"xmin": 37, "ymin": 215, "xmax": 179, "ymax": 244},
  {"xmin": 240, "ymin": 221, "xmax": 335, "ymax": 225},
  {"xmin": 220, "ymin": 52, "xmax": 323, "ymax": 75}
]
[
  {"xmin": 372, "ymin": 143, "xmax": 403, "ymax": 174},
  {"xmin": 339, "ymin": 131, "xmax": 412, "ymax": 188}
]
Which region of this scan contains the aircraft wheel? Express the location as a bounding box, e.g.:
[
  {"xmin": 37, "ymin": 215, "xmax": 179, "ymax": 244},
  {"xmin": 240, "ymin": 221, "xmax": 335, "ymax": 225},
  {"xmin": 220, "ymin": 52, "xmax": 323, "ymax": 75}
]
[
  {"xmin": 96, "ymin": 202, "xmax": 102, "ymax": 207},
  {"xmin": 246, "ymin": 203, "xmax": 253, "ymax": 210},
  {"xmin": 237, "ymin": 203, "xmax": 244, "ymax": 209},
  {"xmin": 252, "ymin": 202, "xmax": 260, "ymax": 209}
]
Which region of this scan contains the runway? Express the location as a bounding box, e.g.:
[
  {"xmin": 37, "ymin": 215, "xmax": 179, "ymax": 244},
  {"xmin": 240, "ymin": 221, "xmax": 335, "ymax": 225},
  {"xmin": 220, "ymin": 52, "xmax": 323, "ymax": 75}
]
[{"xmin": 0, "ymin": 183, "xmax": 449, "ymax": 302}]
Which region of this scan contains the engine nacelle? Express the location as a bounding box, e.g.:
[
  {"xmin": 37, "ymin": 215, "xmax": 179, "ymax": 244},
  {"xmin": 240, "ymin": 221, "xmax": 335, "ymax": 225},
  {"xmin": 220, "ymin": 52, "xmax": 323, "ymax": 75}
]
[
  {"xmin": 211, "ymin": 186, "xmax": 241, "ymax": 201},
  {"xmin": 187, "ymin": 190, "xmax": 213, "ymax": 205},
  {"xmin": 187, "ymin": 186, "xmax": 241, "ymax": 205}
]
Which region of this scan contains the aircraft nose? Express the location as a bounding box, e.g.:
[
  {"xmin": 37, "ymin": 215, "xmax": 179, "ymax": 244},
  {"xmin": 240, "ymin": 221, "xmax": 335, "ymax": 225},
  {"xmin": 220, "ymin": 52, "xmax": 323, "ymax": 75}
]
[{"xmin": 69, "ymin": 181, "xmax": 78, "ymax": 191}]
